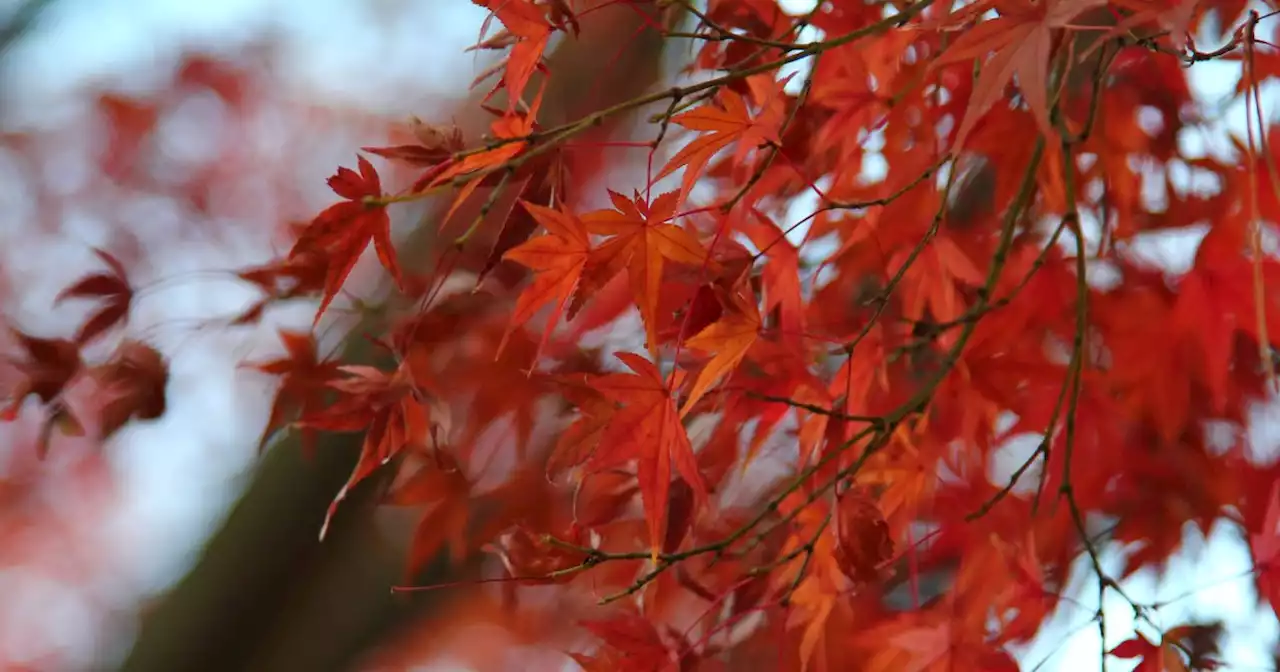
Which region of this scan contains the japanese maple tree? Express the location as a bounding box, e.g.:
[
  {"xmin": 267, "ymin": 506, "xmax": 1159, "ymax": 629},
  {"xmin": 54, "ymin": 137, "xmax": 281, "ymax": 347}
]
[{"xmin": 6, "ymin": 0, "xmax": 1280, "ymax": 670}]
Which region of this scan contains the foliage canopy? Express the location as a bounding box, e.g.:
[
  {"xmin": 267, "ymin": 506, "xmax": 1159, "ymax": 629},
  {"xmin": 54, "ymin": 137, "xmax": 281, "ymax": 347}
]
[{"xmin": 5, "ymin": 0, "xmax": 1280, "ymax": 669}]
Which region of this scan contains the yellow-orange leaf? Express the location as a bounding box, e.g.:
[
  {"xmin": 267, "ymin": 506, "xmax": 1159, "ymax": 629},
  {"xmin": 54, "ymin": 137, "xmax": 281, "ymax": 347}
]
[{"xmin": 679, "ymin": 287, "xmax": 761, "ymax": 418}]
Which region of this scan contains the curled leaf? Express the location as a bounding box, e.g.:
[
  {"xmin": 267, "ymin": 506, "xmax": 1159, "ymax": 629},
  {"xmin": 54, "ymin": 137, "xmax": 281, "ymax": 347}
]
[
  {"xmin": 94, "ymin": 340, "xmax": 168, "ymax": 439},
  {"xmin": 833, "ymin": 487, "xmax": 894, "ymax": 584}
]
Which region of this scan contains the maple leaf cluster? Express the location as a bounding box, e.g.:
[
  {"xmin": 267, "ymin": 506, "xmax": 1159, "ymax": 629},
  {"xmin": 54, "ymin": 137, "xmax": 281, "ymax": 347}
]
[
  {"xmin": 1, "ymin": 251, "xmax": 168, "ymax": 456},
  {"xmin": 8, "ymin": 0, "xmax": 1280, "ymax": 669}
]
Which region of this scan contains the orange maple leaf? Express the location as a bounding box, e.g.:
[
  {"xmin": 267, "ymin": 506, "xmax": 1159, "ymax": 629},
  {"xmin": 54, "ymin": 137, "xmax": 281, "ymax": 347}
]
[
  {"xmin": 471, "ymin": 0, "xmax": 553, "ymax": 109},
  {"xmin": 579, "ymin": 190, "xmax": 709, "ymax": 358},
  {"xmin": 586, "ymin": 352, "xmax": 707, "ymax": 561},
  {"xmin": 860, "ymin": 431, "xmax": 938, "ymax": 524},
  {"xmin": 777, "ymin": 492, "xmax": 848, "ymax": 672},
  {"xmin": 655, "ymin": 75, "xmax": 785, "ymax": 207},
  {"xmin": 290, "ymin": 155, "xmax": 403, "ymax": 325},
  {"xmin": 499, "ymin": 200, "xmax": 591, "ymax": 360},
  {"xmin": 679, "ymin": 285, "xmax": 761, "ymax": 417}
]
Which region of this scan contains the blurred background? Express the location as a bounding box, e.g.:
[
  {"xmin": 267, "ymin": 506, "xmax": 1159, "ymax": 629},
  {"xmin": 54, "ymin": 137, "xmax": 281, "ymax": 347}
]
[
  {"xmin": 0, "ymin": 1, "xmax": 496, "ymax": 669},
  {"xmin": 0, "ymin": 0, "xmax": 1276, "ymax": 670}
]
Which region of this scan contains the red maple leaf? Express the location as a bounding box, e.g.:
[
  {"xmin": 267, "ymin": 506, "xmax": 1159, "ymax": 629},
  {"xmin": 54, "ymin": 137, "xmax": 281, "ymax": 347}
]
[
  {"xmin": 1109, "ymin": 633, "xmax": 1189, "ymax": 672},
  {"xmin": 53, "ymin": 248, "xmax": 133, "ymax": 346},
  {"xmin": 864, "ymin": 616, "xmax": 1020, "ymax": 672},
  {"xmin": 245, "ymin": 330, "xmax": 343, "ymax": 456},
  {"xmin": 299, "ymin": 345, "xmax": 437, "ymax": 539},
  {"xmin": 1, "ymin": 331, "xmax": 82, "ymax": 421},
  {"xmin": 932, "ymin": 0, "xmax": 1107, "ymax": 151},
  {"xmin": 491, "ymin": 524, "xmax": 590, "ymax": 584},
  {"xmin": 1, "ymin": 331, "xmax": 88, "ymax": 457},
  {"xmin": 237, "ymin": 248, "xmax": 328, "ymax": 303},
  {"xmin": 584, "ymin": 352, "xmax": 707, "ymax": 561},
  {"xmin": 739, "ymin": 211, "xmax": 805, "ymax": 349},
  {"xmin": 545, "ymin": 376, "xmax": 616, "ymax": 483},
  {"xmin": 471, "ymin": 0, "xmax": 554, "ymax": 108},
  {"xmin": 1252, "ymin": 482, "xmax": 1280, "ymax": 617},
  {"xmin": 427, "ymin": 97, "xmax": 541, "ymax": 228},
  {"xmin": 362, "ymin": 118, "xmax": 464, "ymax": 169},
  {"xmin": 832, "ymin": 486, "xmax": 895, "ymax": 585},
  {"xmin": 385, "ymin": 448, "xmax": 472, "ymax": 574},
  {"xmin": 499, "ymin": 200, "xmax": 591, "ymax": 360},
  {"xmin": 576, "ymin": 612, "xmax": 680, "ymax": 672},
  {"xmin": 891, "ymin": 233, "xmax": 985, "ymax": 332},
  {"xmin": 289, "ymin": 155, "xmax": 404, "ymax": 324},
  {"xmin": 93, "ymin": 340, "xmax": 168, "ymax": 439}
]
